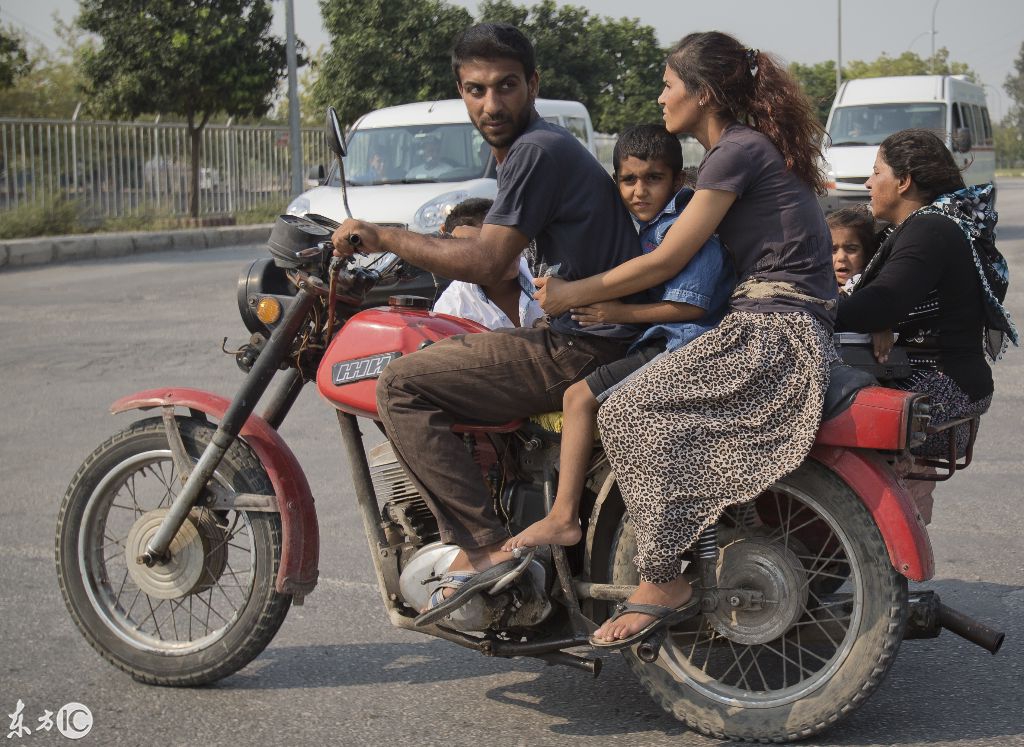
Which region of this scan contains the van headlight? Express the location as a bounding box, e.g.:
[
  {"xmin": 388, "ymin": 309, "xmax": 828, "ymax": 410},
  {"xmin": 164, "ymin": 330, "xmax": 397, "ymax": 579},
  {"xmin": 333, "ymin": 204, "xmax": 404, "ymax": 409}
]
[
  {"xmin": 286, "ymin": 196, "xmax": 310, "ymax": 216},
  {"xmin": 414, "ymin": 190, "xmax": 469, "ymax": 232}
]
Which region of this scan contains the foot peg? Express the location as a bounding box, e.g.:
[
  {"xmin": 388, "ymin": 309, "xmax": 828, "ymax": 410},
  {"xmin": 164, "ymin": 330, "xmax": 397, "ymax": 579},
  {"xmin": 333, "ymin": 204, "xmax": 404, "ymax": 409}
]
[{"xmin": 636, "ymin": 628, "xmax": 667, "ymax": 663}]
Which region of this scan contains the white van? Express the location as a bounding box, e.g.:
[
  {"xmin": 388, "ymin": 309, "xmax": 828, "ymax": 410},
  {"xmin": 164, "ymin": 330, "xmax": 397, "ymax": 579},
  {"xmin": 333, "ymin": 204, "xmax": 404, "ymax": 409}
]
[
  {"xmin": 821, "ymin": 75, "xmax": 995, "ymax": 211},
  {"xmin": 288, "ymin": 98, "xmax": 597, "ymax": 232}
]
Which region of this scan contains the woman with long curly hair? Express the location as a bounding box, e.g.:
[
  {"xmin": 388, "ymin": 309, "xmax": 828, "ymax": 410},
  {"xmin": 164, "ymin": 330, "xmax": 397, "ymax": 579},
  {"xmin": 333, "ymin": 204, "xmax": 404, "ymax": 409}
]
[{"xmin": 534, "ymin": 31, "xmax": 838, "ymax": 647}]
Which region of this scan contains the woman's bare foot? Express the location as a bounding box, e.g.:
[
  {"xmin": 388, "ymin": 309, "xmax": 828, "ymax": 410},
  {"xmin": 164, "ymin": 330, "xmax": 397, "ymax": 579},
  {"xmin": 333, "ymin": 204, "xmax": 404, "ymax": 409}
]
[
  {"xmin": 502, "ymin": 515, "xmax": 582, "ymax": 551},
  {"xmin": 592, "ymin": 577, "xmax": 693, "ymax": 643}
]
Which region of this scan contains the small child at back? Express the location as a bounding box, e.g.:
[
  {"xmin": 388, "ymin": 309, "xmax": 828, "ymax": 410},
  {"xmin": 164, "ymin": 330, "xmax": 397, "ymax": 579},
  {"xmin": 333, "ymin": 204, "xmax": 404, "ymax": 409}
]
[
  {"xmin": 827, "ymin": 205, "xmax": 877, "ymax": 294},
  {"xmin": 504, "ymin": 124, "xmax": 735, "ymax": 551},
  {"xmin": 432, "ymin": 197, "xmax": 543, "ymax": 329}
]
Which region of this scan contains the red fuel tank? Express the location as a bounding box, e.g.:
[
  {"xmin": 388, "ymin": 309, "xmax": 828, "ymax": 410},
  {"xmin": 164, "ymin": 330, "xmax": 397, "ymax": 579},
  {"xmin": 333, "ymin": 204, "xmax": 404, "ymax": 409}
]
[{"xmin": 316, "ymin": 305, "xmax": 486, "ymax": 419}]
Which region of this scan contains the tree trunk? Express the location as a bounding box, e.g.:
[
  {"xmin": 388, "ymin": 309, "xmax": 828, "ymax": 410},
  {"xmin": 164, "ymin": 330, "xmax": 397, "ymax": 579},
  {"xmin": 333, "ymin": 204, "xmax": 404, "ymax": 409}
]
[{"xmin": 188, "ymin": 124, "xmax": 202, "ymax": 219}]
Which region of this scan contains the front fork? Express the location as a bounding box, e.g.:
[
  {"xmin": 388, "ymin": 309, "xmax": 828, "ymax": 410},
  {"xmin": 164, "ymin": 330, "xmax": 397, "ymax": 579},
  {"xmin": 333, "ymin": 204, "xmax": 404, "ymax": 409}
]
[{"xmin": 140, "ymin": 284, "xmax": 318, "ymax": 565}]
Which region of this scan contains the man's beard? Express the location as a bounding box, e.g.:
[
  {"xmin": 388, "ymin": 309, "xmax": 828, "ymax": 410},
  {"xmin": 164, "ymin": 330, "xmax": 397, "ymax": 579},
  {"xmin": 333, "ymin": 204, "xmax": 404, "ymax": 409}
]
[{"xmin": 476, "ymin": 105, "xmax": 533, "ymax": 149}]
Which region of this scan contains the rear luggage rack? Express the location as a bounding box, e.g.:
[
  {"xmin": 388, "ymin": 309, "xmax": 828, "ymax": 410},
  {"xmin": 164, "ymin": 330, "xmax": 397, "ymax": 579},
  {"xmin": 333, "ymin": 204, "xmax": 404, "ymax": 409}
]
[{"xmin": 907, "ymin": 415, "xmax": 979, "ymax": 481}]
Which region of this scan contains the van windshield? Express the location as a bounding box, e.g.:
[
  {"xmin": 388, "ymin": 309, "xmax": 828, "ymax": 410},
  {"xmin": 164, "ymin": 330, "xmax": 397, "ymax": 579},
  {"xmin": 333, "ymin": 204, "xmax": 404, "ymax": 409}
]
[
  {"xmin": 328, "ymin": 123, "xmax": 489, "ymax": 186},
  {"xmin": 828, "ymin": 104, "xmax": 946, "ymax": 146}
]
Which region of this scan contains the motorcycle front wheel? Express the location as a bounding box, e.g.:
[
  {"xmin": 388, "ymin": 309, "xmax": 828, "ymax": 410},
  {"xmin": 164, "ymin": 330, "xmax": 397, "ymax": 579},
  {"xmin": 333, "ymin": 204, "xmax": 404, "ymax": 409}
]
[
  {"xmin": 610, "ymin": 460, "xmax": 907, "ymax": 742},
  {"xmin": 56, "ymin": 417, "xmax": 291, "ymax": 686}
]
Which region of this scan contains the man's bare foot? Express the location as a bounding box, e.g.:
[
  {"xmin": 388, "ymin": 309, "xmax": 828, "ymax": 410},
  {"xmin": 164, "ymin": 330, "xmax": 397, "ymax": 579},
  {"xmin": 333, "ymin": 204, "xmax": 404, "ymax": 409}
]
[
  {"xmin": 502, "ymin": 515, "xmax": 582, "ymax": 551},
  {"xmin": 592, "ymin": 577, "xmax": 693, "ymax": 643}
]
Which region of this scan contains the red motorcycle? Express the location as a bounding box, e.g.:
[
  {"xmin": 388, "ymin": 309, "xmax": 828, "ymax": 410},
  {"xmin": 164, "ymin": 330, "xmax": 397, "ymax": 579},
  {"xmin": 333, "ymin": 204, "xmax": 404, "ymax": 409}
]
[{"xmin": 55, "ymin": 112, "xmax": 1004, "ymax": 743}]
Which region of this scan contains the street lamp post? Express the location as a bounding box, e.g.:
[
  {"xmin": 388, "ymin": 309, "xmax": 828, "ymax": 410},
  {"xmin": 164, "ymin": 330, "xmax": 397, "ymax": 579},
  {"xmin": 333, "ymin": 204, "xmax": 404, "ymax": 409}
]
[
  {"xmin": 930, "ymin": 0, "xmax": 940, "ymax": 73},
  {"xmin": 836, "ymin": 0, "xmax": 842, "ymax": 94},
  {"xmin": 285, "ymin": 0, "xmax": 303, "ymax": 199}
]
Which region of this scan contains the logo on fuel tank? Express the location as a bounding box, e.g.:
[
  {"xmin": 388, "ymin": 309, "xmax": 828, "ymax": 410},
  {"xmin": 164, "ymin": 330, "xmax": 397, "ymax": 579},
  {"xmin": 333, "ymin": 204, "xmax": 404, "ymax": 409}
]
[{"xmin": 332, "ymin": 351, "xmax": 403, "ymax": 385}]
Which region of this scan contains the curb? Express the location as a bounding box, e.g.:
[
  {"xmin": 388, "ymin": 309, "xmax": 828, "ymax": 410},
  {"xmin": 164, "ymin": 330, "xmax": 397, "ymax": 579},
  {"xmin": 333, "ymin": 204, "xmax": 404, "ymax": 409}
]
[{"xmin": 0, "ymin": 224, "xmax": 274, "ymax": 271}]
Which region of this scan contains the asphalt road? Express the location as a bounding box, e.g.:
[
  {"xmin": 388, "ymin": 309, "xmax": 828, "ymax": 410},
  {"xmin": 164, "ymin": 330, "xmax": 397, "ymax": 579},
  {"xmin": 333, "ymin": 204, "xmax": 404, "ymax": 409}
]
[{"xmin": 2, "ymin": 184, "xmax": 1023, "ymax": 746}]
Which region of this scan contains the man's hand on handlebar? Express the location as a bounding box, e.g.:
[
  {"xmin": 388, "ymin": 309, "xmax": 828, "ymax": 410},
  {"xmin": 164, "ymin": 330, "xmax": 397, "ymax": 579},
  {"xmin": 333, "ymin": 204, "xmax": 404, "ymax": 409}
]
[{"xmin": 332, "ymin": 219, "xmax": 383, "ymax": 258}]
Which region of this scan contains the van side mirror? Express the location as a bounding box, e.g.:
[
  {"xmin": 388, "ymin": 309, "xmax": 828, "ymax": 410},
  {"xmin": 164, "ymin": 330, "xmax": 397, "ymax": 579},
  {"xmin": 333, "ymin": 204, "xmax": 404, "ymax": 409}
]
[
  {"xmin": 307, "ymin": 164, "xmax": 325, "ymax": 184},
  {"xmin": 953, "ymin": 127, "xmax": 972, "ymax": 153},
  {"xmin": 325, "ymin": 107, "xmax": 347, "ymax": 158}
]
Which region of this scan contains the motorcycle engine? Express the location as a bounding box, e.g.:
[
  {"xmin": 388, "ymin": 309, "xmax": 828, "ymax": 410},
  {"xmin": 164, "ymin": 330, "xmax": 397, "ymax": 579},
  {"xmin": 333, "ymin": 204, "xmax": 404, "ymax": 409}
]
[
  {"xmin": 398, "ymin": 542, "xmax": 552, "ymax": 632},
  {"xmin": 370, "ymin": 440, "xmax": 553, "ymax": 631}
]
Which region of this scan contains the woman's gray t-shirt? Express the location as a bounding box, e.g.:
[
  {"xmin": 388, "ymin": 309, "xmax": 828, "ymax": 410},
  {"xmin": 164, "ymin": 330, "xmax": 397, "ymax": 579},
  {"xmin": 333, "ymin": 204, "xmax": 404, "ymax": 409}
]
[{"xmin": 696, "ymin": 122, "xmax": 836, "ymax": 327}]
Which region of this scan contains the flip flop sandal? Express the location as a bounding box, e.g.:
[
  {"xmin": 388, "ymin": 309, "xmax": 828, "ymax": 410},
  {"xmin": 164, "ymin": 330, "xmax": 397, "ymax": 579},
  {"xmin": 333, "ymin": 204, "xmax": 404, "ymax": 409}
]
[
  {"xmin": 423, "ymin": 570, "xmax": 479, "ymax": 615},
  {"xmin": 589, "ymin": 595, "xmax": 702, "ymax": 651},
  {"xmin": 415, "ymin": 548, "xmax": 536, "ymax": 628}
]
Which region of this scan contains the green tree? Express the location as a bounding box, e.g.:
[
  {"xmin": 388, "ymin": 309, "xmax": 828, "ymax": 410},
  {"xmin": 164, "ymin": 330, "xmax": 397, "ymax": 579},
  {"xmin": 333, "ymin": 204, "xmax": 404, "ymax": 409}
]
[
  {"xmin": 1002, "ymin": 41, "xmax": 1024, "ymax": 170},
  {"xmin": 994, "ymin": 122, "xmax": 1024, "ymax": 169},
  {"xmin": 789, "ymin": 60, "xmax": 837, "ymax": 126},
  {"xmin": 0, "ymin": 18, "xmax": 92, "ymax": 118},
  {"xmin": 844, "ymin": 47, "xmax": 975, "ymax": 81},
  {"xmin": 273, "ymin": 46, "xmax": 324, "ymax": 126},
  {"xmin": 0, "ymin": 25, "xmax": 30, "ymax": 89},
  {"xmin": 478, "ymin": 0, "xmax": 664, "ymax": 133},
  {"xmin": 78, "ymin": 0, "xmax": 288, "ymax": 217},
  {"xmin": 313, "ymin": 0, "xmax": 473, "ymax": 126}
]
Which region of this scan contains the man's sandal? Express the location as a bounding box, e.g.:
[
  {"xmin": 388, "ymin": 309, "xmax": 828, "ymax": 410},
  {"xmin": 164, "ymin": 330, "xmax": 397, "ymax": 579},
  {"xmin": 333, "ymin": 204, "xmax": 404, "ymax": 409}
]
[
  {"xmin": 589, "ymin": 595, "xmax": 702, "ymax": 651},
  {"xmin": 415, "ymin": 548, "xmax": 535, "ymax": 627}
]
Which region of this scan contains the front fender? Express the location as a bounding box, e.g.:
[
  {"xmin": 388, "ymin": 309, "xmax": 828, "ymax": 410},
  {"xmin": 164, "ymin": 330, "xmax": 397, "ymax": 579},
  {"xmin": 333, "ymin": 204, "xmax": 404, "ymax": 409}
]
[
  {"xmin": 811, "ymin": 445, "xmax": 933, "ymax": 582},
  {"xmin": 111, "ymin": 387, "xmax": 319, "ymax": 598}
]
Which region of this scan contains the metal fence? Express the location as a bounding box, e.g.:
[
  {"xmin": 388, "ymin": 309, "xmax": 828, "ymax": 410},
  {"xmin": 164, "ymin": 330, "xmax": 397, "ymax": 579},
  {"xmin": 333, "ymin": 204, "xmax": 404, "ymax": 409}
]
[{"xmin": 0, "ymin": 118, "xmax": 329, "ymax": 220}]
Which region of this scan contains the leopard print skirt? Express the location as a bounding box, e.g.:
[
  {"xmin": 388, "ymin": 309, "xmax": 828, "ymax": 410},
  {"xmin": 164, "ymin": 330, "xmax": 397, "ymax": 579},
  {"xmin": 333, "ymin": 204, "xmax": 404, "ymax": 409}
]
[{"xmin": 597, "ymin": 311, "xmax": 836, "ymax": 584}]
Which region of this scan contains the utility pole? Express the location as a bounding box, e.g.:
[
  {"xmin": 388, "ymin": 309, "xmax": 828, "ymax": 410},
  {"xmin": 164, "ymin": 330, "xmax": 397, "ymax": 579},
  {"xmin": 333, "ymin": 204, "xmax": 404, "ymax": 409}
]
[
  {"xmin": 836, "ymin": 0, "xmax": 842, "ymax": 94},
  {"xmin": 285, "ymin": 0, "xmax": 303, "ymax": 198}
]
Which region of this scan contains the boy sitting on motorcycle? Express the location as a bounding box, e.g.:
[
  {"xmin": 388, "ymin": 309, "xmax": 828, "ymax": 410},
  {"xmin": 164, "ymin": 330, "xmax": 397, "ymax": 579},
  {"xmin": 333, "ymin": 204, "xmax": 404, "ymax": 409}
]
[
  {"xmin": 503, "ymin": 124, "xmax": 735, "ymax": 551},
  {"xmin": 432, "ymin": 198, "xmax": 544, "ymax": 330}
]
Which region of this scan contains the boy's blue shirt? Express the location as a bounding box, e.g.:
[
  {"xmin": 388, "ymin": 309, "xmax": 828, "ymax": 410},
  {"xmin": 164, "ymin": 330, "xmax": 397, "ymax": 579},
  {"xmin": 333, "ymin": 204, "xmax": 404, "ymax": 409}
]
[{"xmin": 630, "ymin": 186, "xmax": 735, "ymax": 353}]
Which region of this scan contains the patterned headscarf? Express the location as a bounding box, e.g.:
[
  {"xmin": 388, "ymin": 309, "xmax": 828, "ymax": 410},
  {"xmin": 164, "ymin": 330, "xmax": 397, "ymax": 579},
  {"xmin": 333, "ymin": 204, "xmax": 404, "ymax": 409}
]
[
  {"xmin": 917, "ymin": 184, "xmax": 1017, "ymax": 360},
  {"xmin": 858, "ymin": 183, "xmax": 1017, "ymax": 361}
]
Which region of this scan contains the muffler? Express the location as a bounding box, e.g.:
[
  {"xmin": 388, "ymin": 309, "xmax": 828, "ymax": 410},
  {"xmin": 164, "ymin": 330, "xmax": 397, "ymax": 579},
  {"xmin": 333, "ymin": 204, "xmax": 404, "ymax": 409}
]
[{"xmin": 904, "ymin": 591, "xmax": 1005, "ymax": 654}]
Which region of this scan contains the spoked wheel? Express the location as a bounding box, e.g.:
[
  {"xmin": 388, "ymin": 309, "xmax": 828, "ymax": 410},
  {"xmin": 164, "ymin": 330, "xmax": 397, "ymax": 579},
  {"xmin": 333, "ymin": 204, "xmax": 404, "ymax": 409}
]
[
  {"xmin": 56, "ymin": 417, "xmax": 291, "ymax": 686},
  {"xmin": 610, "ymin": 461, "xmax": 907, "ymax": 742}
]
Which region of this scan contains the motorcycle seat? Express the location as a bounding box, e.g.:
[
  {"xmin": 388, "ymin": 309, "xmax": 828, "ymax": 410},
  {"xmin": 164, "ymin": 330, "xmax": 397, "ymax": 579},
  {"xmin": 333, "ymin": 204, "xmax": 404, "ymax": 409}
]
[{"xmin": 822, "ymin": 362, "xmax": 877, "ymax": 422}]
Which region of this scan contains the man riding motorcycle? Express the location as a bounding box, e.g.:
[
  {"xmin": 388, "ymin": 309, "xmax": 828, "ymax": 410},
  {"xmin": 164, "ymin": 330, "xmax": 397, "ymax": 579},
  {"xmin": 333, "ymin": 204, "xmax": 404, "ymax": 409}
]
[{"xmin": 333, "ymin": 22, "xmax": 645, "ymax": 621}]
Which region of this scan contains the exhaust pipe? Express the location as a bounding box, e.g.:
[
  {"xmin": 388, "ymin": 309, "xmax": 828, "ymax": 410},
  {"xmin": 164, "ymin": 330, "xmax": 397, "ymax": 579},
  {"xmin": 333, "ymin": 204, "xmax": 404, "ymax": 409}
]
[
  {"xmin": 904, "ymin": 591, "xmax": 1005, "ymax": 655},
  {"xmin": 536, "ymin": 651, "xmax": 603, "ymax": 677},
  {"xmin": 938, "ymin": 602, "xmax": 1005, "ymax": 655}
]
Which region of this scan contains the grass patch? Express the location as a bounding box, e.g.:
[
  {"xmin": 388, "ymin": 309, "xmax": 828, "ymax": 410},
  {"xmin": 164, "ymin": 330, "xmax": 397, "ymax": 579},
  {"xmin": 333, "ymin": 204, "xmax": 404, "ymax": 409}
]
[
  {"xmin": 0, "ymin": 196, "xmax": 80, "ymax": 239},
  {"xmin": 99, "ymin": 206, "xmax": 186, "ymax": 233},
  {"xmin": 233, "ymin": 201, "xmax": 281, "ymax": 225}
]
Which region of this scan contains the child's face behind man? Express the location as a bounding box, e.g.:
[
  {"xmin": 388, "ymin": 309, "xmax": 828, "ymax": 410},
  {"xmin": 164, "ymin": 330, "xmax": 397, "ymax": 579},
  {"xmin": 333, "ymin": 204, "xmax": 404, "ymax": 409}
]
[
  {"xmin": 830, "ymin": 226, "xmax": 868, "ymax": 287},
  {"xmin": 617, "ymin": 156, "xmax": 682, "ymax": 224}
]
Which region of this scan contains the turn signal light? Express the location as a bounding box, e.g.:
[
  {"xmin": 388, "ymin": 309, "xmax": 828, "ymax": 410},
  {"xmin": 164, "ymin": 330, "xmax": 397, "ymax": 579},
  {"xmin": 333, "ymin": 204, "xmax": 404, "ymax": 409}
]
[{"xmin": 255, "ymin": 297, "xmax": 282, "ymax": 325}]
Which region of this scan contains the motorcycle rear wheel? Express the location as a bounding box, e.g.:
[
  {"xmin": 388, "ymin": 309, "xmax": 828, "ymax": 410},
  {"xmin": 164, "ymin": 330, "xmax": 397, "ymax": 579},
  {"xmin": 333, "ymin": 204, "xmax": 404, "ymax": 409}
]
[
  {"xmin": 610, "ymin": 460, "xmax": 907, "ymax": 742},
  {"xmin": 55, "ymin": 417, "xmax": 291, "ymax": 686}
]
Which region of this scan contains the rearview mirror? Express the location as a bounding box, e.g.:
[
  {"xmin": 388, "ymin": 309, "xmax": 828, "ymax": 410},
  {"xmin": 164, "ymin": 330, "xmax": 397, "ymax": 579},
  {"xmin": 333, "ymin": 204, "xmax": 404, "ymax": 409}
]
[
  {"xmin": 953, "ymin": 127, "xmax": 972, "ymax": 153},
  {"xmin": 326, "ymin": 107, "xmax": 347, "ymax": 158}
]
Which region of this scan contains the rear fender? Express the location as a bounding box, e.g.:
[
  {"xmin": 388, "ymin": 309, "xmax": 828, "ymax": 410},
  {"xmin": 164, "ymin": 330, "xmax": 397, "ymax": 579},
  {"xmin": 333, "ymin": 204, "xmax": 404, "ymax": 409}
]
[
  {"xmin": 811, "ymin": 445, "xmax": 933, "ymax": 582},
  {"xmin": 110, "ymin": 387, "xmax": 319, "ymax": 598}
]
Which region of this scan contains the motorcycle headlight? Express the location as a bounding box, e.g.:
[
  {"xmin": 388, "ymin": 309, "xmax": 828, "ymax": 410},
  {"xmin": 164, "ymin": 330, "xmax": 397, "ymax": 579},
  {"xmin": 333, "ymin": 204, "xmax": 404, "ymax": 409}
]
[
  {"xmin": 414, "ymin": 190, "xmax": 469, "ymax": 232},
  {"xmin": 286, "ymin": 196, "xmax": 311, "ymax": 216}
]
